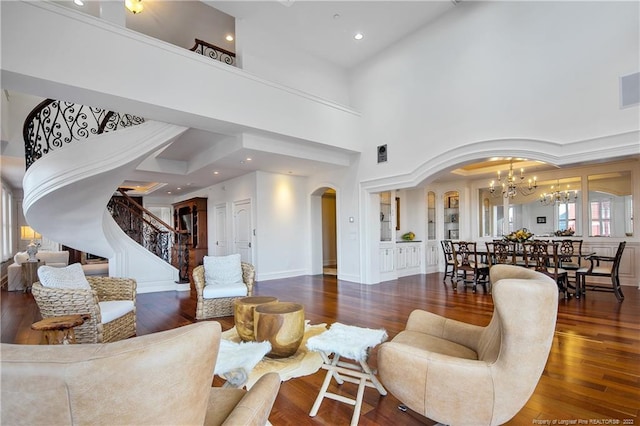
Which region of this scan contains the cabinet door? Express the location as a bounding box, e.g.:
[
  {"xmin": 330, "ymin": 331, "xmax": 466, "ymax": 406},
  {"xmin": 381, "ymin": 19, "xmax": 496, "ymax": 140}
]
[{"xmin": 379, "ymin": 248, "xmax": 394, "ymax": 272}]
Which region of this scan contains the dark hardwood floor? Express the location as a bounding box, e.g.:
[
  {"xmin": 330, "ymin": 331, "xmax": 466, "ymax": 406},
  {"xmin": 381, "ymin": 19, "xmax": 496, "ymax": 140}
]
[{"xmin": 2, "ymin": 272, "xmax": 639, "ymax": 425}]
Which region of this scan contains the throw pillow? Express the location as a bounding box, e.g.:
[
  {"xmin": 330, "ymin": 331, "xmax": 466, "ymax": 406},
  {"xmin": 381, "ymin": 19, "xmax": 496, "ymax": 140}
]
[
  {"xmin": 38, "ymin": 263, "xmax": 91, "ymax": 290},
  {"xmin": 13, "ymin": 252, "xmax": 29, "ymax": 265},
  {"xmin": 203, "ymin": 254, "xmax": 243, "ymax": 286}
]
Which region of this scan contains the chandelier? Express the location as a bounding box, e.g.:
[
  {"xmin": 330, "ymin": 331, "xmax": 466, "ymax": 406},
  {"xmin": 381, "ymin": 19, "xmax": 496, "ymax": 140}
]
[
  {"xmin": 489, "ymin": 160, "xmax": 537, "ymax": 199},
  {"xmin": 539, "ymin": 181, "xmax": 578, "ymax": 205}
]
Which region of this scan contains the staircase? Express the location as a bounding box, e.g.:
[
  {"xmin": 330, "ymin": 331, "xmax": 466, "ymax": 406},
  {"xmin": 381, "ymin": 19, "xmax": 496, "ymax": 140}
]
[{"xmin": 22, "ymin": 99, "xmax": 189, "ymax": 293}]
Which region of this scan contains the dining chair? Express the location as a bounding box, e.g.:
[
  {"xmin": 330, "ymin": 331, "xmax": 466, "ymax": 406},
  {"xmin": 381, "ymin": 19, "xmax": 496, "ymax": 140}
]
[
  {"xmin": 552, "ymin": 239, "xmax": 584, "ymax": 288},
  {"xmin": 527, "ymin": 241, "xmax": 570, "ymax": 299},
  {"xmin": 486, "ymin": 241, "xmax": 517, "ymax": 266},
  {"xmin": 440, "ymin": 240, "xmax": 456, "ymax": 282},
  {"xmin": 576, "ymin": 242, "xmax": 626, "ymax": 302},
  {"xmin": 451, "ymin": 241, "xmax": 489, "ymax": 293}
]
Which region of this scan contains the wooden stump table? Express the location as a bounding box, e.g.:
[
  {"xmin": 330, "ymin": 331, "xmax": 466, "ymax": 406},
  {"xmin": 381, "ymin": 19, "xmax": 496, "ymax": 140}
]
[
  {"xmin": 255, "ymin": 302, "xmax": 305, "ymax": 358},
  {"xmin": 234, "ymin": 296, "xmax": 279, "ymax": 342},
  {"xmin": 31, "ymin": 314, "xmax": 89, "ymax": 345}
]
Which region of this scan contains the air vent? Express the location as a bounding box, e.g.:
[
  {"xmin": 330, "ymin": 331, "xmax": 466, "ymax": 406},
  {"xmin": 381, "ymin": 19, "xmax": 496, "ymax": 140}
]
[{"xmin": 377, "ymin": 144, "xmax": 387, "ymax": 163}]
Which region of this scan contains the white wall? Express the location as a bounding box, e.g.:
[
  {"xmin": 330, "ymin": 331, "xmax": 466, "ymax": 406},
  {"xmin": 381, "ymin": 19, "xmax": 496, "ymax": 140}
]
[
  {"xmin": 255, "ymin": 171, "xmax": 308, "ymax": 281},
  {"xmin": 351, "ymin": 1, "xmax": 640, "ymax": 184},
  {"xmin": 236, "ymin": 19, "xmax": 352, "ymax": 107}
]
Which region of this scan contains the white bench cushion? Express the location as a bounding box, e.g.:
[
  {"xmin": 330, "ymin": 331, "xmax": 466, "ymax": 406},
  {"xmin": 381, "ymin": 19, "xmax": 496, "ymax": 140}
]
[
  {"xmin": 203, "ymin": 282, "xmax": 247, "ymax": 299},
  {"xmin": 99, "ymin": 300, "xmax": 135, "ymax": 324}
]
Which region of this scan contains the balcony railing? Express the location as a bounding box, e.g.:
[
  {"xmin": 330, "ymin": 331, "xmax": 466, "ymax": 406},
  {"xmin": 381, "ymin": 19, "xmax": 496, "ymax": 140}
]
[
  {"xmin": 23, "ymin": 99, "xmax": 144, "ymax": 169},
  {"xmin": 190, "ymin": 38, "xmax": 236, "ymax": 67}
]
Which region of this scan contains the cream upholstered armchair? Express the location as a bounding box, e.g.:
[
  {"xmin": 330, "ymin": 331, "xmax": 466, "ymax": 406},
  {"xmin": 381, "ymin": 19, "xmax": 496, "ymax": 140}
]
[
  {"xmin": 1, "ymin": 322, "xmax": 281, "ymax": 426},
  {"xmin": 378, "ymin": 264, "xmax": 558, "ymax": 426},
  {"xmin": 194, "ymin": 255, "xmax": 255, "ymax": 319},
  {"xmin": 32, "ymin": 264, "xmax": 136, "ymax": 343}
]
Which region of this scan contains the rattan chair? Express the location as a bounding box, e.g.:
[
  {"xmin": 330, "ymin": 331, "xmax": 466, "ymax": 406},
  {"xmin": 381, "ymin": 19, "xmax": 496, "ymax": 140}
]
[
  {"xmin": 193, "ymin": 262, "xmax": 255, "ymax": 319},
  {"xmin": 31, "ymin": 276, "xmax": 137, "ymax": 343}
]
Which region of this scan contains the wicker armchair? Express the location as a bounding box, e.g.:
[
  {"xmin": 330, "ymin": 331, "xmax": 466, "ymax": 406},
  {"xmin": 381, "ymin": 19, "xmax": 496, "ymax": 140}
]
[
  {"xmin": 193, "ymin": 262, "xmax": 255, "ymax": 319},
  {"xmin": 31, "ymin": 276, "xmax": 137, "ymax": 344}
]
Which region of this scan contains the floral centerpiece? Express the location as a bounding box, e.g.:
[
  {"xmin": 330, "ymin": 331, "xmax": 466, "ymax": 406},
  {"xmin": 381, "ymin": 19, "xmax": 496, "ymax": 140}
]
[
  {"xmin": 555, "ymin": 228, "xmax": 575, "ymax": 237},
  {"xmin": 504, "ymin": 228, "xmax": 533, "ymax": 243}
]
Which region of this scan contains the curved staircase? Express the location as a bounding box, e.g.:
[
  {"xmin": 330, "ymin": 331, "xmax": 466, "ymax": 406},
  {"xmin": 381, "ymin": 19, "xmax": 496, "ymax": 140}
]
[{"xmin": 22, "ymin": 105, "xmax": 188, "ymax": 292}]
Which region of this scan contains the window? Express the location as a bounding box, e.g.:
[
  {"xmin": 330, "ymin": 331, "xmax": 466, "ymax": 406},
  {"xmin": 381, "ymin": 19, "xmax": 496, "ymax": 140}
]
[
  {"xmin": 590, "ymin": 199, "xmax": 611, "ymax": 237},
  {"xmin": 558, "ymin": 201, "xmax": 577, "ymax": 231},
  {"xmin": 1, "ymin": 182, "xmax": 14, "ymax": 262}
]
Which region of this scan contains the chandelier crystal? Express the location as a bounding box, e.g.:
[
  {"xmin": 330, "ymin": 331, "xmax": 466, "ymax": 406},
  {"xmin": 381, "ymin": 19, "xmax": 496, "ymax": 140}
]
[
  {"xmin": 489, "ymin": 160, "xmax": 537, "ymax": 199},
  {"xmin": 539, "ymin": 181, "xmax": 578, "ymax": 205}
]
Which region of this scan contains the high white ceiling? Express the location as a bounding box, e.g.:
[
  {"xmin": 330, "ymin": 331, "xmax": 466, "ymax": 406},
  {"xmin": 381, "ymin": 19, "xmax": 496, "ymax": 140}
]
[{"xmin": 207, "ymin": 1, "xmax": 457, "ymax": 68}]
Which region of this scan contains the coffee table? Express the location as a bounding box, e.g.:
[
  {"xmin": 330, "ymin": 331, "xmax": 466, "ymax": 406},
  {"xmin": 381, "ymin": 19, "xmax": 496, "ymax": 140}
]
[
  {"xmin": 255, "ymin": 302, "xmax": 305, "ymax": 358},
  {"xmin": 234, "ymin": 296, "xmax": 279, "ymax": 342}
]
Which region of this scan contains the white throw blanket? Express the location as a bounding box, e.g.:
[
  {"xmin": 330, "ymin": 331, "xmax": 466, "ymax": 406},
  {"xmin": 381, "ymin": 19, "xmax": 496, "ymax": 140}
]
[
  {"xmin": 214, "ymin": 339, "xmax": 271, "ymax": 376},
  {"xmin": 306, "ymin": 322, "xmax": 388, "ymax": 361}
]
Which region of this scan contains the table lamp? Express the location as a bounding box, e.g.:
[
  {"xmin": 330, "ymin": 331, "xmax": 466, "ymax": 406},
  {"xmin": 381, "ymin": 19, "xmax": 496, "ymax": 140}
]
[{"xmin": 21, "ymin": 226, "xmax": 42, "ymax": 262}]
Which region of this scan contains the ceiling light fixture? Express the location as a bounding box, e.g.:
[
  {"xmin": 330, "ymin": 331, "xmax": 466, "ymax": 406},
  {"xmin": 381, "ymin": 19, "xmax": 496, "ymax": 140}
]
[
  {"xmin": 225, "ymin": 34, "xmax": 234, "ymax": 42},
  {"xmin": 125, "ymin": 0, "xmax": 143, "ymax": 14},
  {"xmin": 489, "ymin": 159, "xmax": 537, "ymax": 199},
  {"xmin": 74, "ymin": 0, "xmax": 84, "ymax": 6},
  {"xmin": 354, "ymin": 33, "xmax": 364, "ymax": 40},
  {"xmin": 539, "ymin": 180, "xmax": 578, "ymax": 205}
]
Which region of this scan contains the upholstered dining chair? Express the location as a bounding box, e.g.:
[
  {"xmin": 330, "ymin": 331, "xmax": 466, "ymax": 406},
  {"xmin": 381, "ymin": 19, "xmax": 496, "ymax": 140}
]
[
  {"xmin": 377, "ymin": 264, "xmax": 558, "ymax": 426},
  {"xmin": 576, "ymin": 241, "xmax": 626, "ymax": 302},
  {"xmin": 440, "ymin": 239, "xmax": 456, "ymax": 281},
  {"xmin": 193, "ymin": 255, "xmax": 255, "ymax": 319},
  {"xmin": 552, "ymin": 239, "xmax": 584, "ymax": 286},
  {"xmin": 32, "ymin": 266, "xmax": 136, "ymax": 344},
  {"xmin": 451, "ymin": 241, "xmax": 489, "ymax": 293}
]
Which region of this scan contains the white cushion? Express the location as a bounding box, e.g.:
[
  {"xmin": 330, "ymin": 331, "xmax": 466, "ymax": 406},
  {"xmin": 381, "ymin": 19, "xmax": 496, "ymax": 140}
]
[
  {"xmin": 99, "ymin": 300, "xmax": 135, "ymax": 324},
  {"xmin": 37, "ymin": 263, "xmax": 90, "ymax": 290},
  {"xmin": 203, "ymin": 254, "xmax": 243, "ymax": 286},
  {"xmin": 203, "ymin": 282, "xmax": 247, "ymax": 299}
]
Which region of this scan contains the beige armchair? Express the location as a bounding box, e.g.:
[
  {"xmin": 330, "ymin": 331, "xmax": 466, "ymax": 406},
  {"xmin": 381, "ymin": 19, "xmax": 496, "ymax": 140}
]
[
  {"xmin": 1, "ymin": 322, "xmax": 281, "ymax": 426},
  {"xmin": 31, "ymin": 276, "xmax": 137, "ymax": 343},
  {"xmin": 194, "ymin": 262, "xmax": 255, "ymax": 319},
  {"xmin": 378, "ymin": 264, "xmax": 558, "ymax": 426}
]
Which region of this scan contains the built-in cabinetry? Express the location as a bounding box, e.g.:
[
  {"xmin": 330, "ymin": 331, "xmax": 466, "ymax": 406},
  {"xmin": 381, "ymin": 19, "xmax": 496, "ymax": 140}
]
[
  {"xmin": 444, "ymin": 191, "xmax": 459, "ymax": 240},
  {"xmin": 172, "ymin": 197, "xmax": 208, "ymax": 282},
  {"xmin": 380, "ymin": 191, "xmax": 393, "ymax": 242},
  {"xmin": 427, "ymin": 191, "xmax": 436, "ymax": 241}
]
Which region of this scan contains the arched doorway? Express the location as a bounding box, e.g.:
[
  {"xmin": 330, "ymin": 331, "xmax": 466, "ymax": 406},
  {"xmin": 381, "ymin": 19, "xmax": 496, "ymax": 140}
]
[{"xmin": 310, "ymin": 186, "xmax": 338, "ymax": 276}]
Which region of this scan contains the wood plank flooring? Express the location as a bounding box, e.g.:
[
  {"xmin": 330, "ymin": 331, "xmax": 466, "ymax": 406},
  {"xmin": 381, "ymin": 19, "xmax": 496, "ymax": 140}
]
[{"xmin": 2, "ymin": 272, "xmax": 639, "ymax": 425}]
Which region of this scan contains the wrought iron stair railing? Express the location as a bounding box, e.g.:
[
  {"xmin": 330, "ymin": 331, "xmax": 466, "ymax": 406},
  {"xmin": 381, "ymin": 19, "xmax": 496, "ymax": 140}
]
[
  {"xmin": 23, "ymin": 98, "xmax": 145, "ymax": 169},
  {"xmin": 108, "ymin": 189, "xmax": 190, "ymax": 282}
]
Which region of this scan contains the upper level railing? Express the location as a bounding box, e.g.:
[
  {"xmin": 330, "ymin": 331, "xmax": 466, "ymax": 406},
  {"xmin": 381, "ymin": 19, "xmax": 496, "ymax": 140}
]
[
  {"xmin": 23, "ymin": 99, "xmax": 145, "ymax": 169},
  {"xmin": 190, "ymin": 38, "xmax": 236, "ymax": 67}
]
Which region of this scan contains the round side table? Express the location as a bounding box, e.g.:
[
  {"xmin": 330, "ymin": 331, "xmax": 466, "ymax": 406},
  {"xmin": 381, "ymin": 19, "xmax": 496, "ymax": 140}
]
[
  {"xmin": 255, "ymin": 302, "xmax": 304, "ymax": 358},
  {"xmin": 234, "ymin": 296, "xmax": 279, "ymax": 342},
  {"xmin": 31, "ymin": 314, "xmax": 89, "ymax": 345}
]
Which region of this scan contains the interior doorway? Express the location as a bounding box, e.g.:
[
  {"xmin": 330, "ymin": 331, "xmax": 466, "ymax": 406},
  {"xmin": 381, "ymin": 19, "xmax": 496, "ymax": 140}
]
[
  {"xmin": 310, "ymin": 187, "xmax": 338, "ymax": 276},
  {"xmin": 321, "ymin": 189, "xmax": 337, "ymax": 275}
]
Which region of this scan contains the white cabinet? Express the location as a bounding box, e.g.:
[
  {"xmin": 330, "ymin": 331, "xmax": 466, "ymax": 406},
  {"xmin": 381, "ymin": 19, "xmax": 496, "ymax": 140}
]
[
  {"xmin": 379, "ymin": 247, "xmax": 395, "ymax": 273},
  {"xmin": 395, "ymin": 242, "xmax": 422, "ymax": 277}
]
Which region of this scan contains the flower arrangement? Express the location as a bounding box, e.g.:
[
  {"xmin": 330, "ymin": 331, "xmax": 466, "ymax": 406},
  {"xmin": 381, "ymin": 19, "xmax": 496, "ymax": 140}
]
[
  {"xmin": 504, "ymin": 228, "xmax": 533, "ymax": 243},
  {"xmin": 555, "ymin": 228, "xmax": 575, "ymax": 237}
]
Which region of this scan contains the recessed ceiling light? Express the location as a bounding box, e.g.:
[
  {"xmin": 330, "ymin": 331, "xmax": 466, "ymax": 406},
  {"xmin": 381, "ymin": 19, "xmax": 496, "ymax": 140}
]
[
  {"xmin": 354, "ymin": 33, "xmax": 364, "ymax": 40},
  {"xmin": 246, "ymin": 157, "xmax": 252, "ymax": 161},
  {"xmin": 226, "ymin": 34, "xmax": 234, "ymax": 42},
  {"xmin": 213, "ymin": 171, "xmax": 219, "ymax": 175},
  {"xmin": 74, "ymin": 0, "xmax": 84, "ymax": 5},
  {"xmin": 176, "ymin": 187, "xmax": 181, "ymax": 190}
]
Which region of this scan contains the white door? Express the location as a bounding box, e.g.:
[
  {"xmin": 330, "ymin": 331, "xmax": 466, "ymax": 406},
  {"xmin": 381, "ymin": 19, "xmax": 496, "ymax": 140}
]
[
  {"xmin": 233, "ymin": 199, "xmax": 252, "ymax": 263},
  {"xmin": 214, "ymin": 203, "xmax": 227, "ymax": 256}
]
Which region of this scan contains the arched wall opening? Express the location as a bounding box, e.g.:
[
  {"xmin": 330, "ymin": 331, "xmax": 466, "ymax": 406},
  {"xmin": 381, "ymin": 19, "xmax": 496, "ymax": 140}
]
[{"xmin": 310, "ymin": 186, "xmax": 338, "ymax": 276}]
